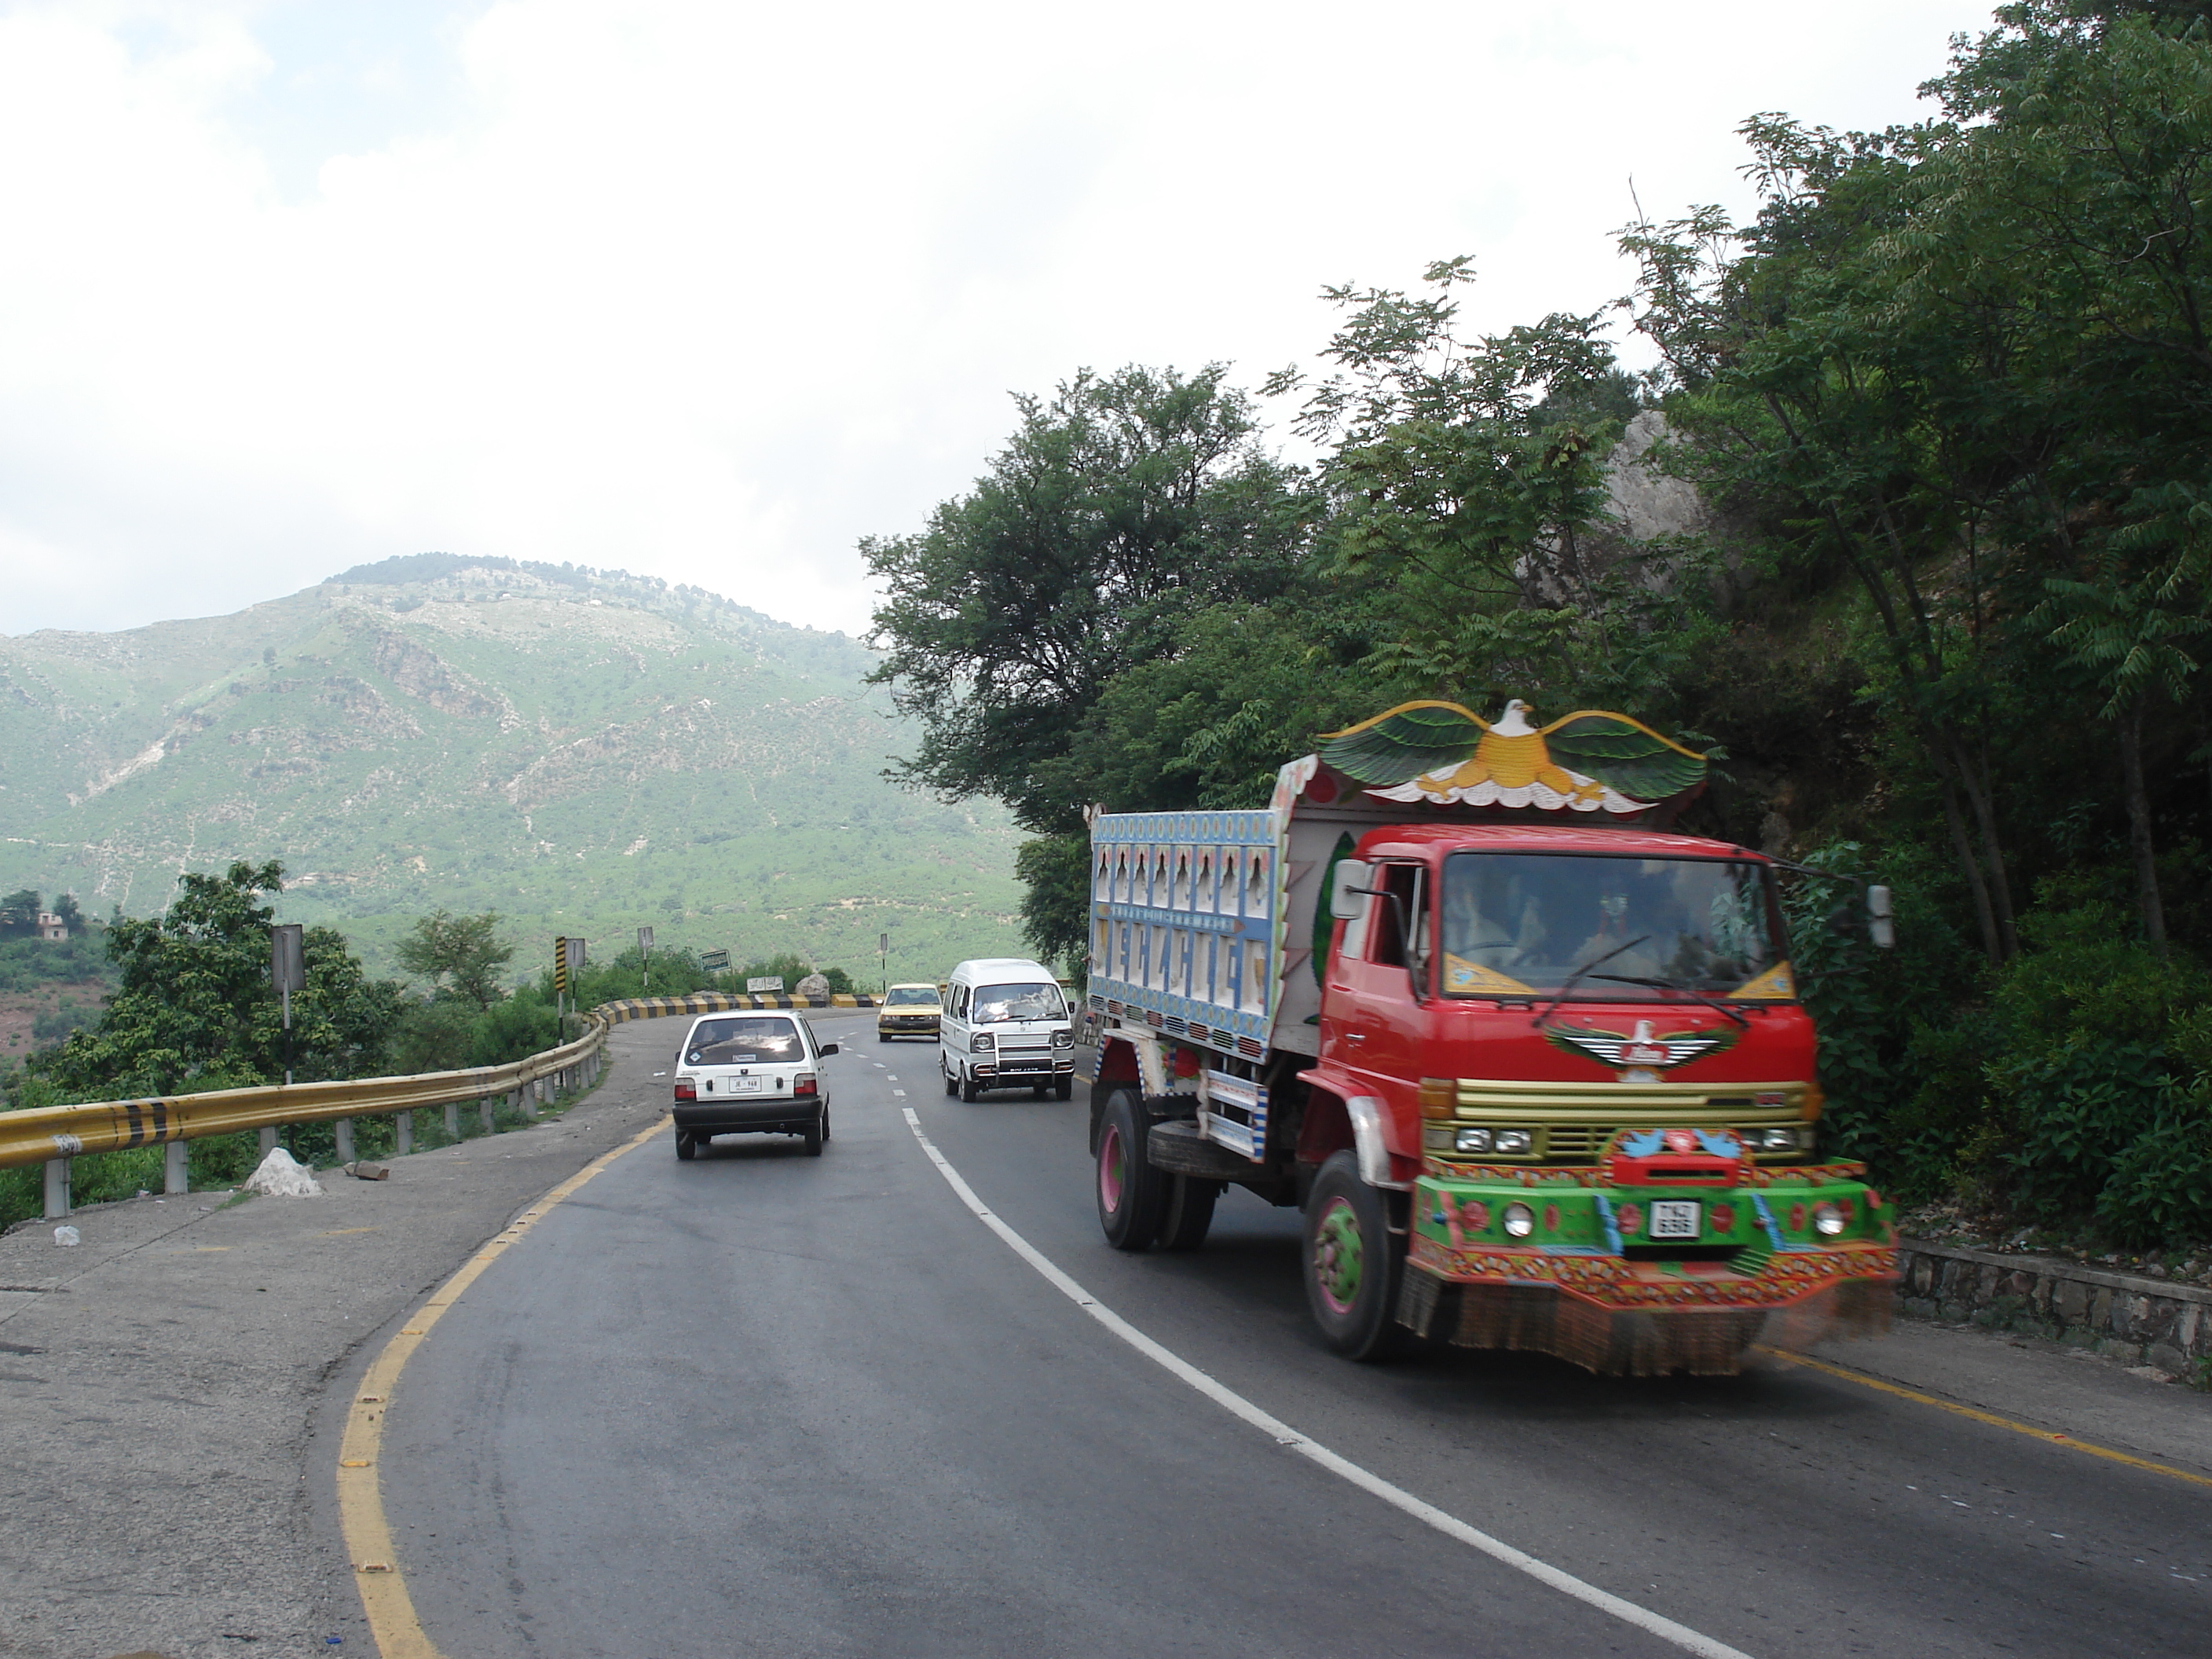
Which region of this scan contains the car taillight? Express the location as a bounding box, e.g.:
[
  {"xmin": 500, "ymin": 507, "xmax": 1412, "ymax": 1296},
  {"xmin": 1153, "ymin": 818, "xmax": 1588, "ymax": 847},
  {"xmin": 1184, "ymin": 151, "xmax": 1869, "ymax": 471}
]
[
  {"xmin": 794, "ymin": 1075, "xmax": 818, "ymax": 1097},
  {"xmin": 673, "ymin": 1079, "xmax": 697, "ymax": 1101}
]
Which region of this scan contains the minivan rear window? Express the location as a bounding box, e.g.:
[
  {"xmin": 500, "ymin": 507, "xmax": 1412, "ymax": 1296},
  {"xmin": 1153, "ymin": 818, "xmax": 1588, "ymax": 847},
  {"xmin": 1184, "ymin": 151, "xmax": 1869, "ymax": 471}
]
[
  {"xmin": 685, "ymin": 1016, "xmax": 803, "ymax": 1064},
  {"xmin": 884, "ymin": 986, "xmax": 939, "ymax": 1006},
  {"xmin": 971, "ymin": 983, "xmax": 1065, "ymax": 1024}
]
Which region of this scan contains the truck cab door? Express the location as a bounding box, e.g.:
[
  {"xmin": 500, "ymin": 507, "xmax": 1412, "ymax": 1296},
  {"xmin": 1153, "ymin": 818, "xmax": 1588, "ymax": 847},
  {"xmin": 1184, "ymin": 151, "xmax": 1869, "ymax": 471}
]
[{"xmin": 1324, "ymin": 861, "xmax": 1428, "ymax": 1133}]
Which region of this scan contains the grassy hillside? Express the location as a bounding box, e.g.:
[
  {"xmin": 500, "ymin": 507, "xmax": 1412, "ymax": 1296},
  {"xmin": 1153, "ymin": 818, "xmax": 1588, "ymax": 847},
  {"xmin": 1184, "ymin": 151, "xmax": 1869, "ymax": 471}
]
[{"xmin": 0, "ymin": 557, "xmax": 1022, "ymax": 985}]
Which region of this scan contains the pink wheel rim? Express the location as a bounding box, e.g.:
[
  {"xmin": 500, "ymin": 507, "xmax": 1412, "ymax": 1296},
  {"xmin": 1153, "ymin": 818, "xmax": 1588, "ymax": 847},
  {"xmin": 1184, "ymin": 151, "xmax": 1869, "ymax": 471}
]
[{"xmin": 1099, "ymin": 1123, "xmax": 1125, "ymax": 1212}]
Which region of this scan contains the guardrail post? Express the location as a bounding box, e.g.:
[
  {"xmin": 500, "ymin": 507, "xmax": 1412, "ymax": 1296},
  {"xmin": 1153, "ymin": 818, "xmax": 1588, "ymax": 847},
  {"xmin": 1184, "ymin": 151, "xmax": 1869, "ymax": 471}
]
[
  {"xmin": 164, "ymin": 1140, "xmax": 189, "ymax": 1196},
  {"xmin": 394, "ymin": 1111, "xmax": 412, "ymax": 1156},
  {"xmin": 335, "ymin": 1118, "xmax": 356, "ymax": 1164},
  {"xmin": 520, "ymin": 1084, "xmax": 537, "ymax": 1119},
  {"xmin": 444, "ymin": 1101, "xmax": 460, "ymax": 1139},
  {"xmin": 43, "ymin": 1157, "xmax": 69, "ymax": 1219},
  {"xmin": 258, "ymin": 1126, "xmax": 277, "ymax": 1158},
  {"xmin": 478, "ymin": 1097, "xmax": 495, "ymax": 1135}
]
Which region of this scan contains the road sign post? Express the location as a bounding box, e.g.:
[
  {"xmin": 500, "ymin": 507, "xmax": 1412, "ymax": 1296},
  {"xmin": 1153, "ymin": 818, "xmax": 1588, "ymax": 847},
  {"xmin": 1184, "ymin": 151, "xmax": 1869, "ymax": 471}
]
[
  {"xmin": 638, "ymin": 925, "xmax": 654, "ymax": 994},
  {"xmin": 879, "ymin": 931, "xmax": 888, "ymax": 995},
  {"xmin": 271, "ymin": 924, "xmax": 305, "ymax": 1086}
]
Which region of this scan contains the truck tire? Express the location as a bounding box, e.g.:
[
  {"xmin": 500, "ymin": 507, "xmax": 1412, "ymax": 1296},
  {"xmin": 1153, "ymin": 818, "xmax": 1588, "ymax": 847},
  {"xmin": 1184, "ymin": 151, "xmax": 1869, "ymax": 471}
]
[
  {"xmin": 943, "ymin": 1058, "xmax": 958, "ymax": 1097},
  {"xmin": 1095, "ymin": 1087, "xmax": 1166, "ymax": 1251},
  {"xmin": 1054, "ymin": 1075, "xmax": 1073, "ymax": 1101},
  {"xmin": 960, "ymin": 1068, "xmax": 982, "ymax": 1103},
  {"xmin": 1156, "ymin": 1175, "xmax": 1220, "ymax": 1251},
  {"xmin": 1302, "ymin": 1150, "xmax": 1407, "ymax": 1361}
]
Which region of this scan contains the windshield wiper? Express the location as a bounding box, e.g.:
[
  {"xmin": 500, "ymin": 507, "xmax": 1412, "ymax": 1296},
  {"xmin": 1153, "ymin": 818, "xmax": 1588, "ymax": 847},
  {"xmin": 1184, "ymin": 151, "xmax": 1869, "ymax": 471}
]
[
  {"xmin": 1529, "ymin": 936, "xmax": 1650, "ymax": 1028},
  {"xmin": 1591, "ymin": 972, "xmax": 1750, "ymax": 1028}
]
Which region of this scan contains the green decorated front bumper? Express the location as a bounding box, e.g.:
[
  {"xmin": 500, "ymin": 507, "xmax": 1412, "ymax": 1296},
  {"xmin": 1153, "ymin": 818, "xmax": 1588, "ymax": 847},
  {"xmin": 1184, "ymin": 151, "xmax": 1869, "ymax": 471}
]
[{"xmin": 1408, "ymin": 1165, "xmax": 1899, "ymax": 1313}]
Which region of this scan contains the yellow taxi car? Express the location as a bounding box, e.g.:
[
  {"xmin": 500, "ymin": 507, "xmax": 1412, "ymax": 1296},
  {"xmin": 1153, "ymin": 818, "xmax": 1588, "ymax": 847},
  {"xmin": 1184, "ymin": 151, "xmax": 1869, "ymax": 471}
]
[{"xmin": 877, "ymin": 982, "xmax": 944, "ymax": 1043}]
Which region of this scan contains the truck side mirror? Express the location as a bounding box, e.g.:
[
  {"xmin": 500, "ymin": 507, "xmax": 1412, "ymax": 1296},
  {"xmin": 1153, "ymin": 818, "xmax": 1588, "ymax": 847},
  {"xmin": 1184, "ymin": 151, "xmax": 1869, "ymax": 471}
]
[
  {"xmin": 1329, "ymin": 860, "xmax": 1372, "ymax": 921},
  {"xmin": 1866, "ymin": 885, "xmax": 1895, "ymax": 950}
]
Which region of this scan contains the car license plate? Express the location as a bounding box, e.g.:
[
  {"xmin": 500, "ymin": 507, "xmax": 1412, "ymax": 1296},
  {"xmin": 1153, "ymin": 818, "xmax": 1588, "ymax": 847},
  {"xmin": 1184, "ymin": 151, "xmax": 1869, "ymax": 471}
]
[
  {"xmin": 1647, "ymin": 1200, "xmax": 1701, "ymax": 1240},
  {"xmin": 731, "ymin": 1076, "xmax": 763, "ymax": 1093}
]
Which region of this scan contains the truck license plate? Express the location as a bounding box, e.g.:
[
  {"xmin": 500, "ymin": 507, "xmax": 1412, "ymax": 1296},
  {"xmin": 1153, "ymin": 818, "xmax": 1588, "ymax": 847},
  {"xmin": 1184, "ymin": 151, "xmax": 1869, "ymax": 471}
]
[
  {"xmin": 1647, "ymin": 1200, "xmax": 1701, "ymax": 1240},
  {"xmin": 731, "ymin": 1077, "xmax": 763, "ymax": 1093}
]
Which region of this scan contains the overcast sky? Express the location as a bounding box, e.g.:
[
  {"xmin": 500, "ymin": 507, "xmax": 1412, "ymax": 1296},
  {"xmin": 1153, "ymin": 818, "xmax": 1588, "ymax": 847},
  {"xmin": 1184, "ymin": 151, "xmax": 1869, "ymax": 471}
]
[{"xmin": 0, "ymin": 0, "xmax": 2001, "ymax": 642}]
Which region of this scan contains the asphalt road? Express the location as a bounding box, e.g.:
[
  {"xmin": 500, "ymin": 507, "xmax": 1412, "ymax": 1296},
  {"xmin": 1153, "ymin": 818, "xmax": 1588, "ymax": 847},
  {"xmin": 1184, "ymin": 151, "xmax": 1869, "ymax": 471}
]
[{"xmin": 367, "ymin": 1012, "xmax": 2210, "ymax": 1659}]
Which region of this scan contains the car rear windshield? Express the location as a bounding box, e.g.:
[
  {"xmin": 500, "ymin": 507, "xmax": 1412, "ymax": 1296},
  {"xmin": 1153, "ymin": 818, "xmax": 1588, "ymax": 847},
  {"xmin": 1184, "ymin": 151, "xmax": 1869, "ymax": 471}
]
[
  {"xmin": 972, "ymin": 982, "xmax": 1066, "ymax": 1024},
  {"xmin": 684, "ymin": 1016, "xmax": 804, "ymax": 1064},
  {"xmin": 884, "ymin": 987, "xmax": 939, "ymax": 1006}
]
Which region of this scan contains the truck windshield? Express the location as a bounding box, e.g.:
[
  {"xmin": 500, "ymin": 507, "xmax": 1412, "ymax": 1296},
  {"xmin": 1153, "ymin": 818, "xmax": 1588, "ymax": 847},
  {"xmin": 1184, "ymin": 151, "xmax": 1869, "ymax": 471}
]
[
  {"xmin": 972, "ymin": 983, "xmax": 1066, "ymax": 1024},
  {"xmin": 1439, "ymin": 853, "xmax": 1784, "ymax": 999}
]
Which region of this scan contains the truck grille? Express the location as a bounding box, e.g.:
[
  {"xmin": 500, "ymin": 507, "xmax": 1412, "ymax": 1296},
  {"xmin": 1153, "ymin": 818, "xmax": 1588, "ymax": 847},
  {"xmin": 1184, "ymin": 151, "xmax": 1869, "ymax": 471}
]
[{"xmin": 1434, "ymin": 1077, "xmax": 1811, "ymax": 1166}]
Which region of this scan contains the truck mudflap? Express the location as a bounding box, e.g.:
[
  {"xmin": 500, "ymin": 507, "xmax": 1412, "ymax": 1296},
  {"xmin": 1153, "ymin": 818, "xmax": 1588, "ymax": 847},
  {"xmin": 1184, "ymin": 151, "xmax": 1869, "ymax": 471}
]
[{"xmin": 1397, "ymin": 1164, "xmax": 1900, "ymax": 1375}]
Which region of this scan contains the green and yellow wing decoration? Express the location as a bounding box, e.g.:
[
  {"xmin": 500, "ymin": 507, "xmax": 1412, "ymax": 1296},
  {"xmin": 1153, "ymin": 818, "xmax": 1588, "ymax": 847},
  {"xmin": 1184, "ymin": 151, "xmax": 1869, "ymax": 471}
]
[{"xmin": 1318, "ymin": 698, "xmax": 1708, "ymax": 813}]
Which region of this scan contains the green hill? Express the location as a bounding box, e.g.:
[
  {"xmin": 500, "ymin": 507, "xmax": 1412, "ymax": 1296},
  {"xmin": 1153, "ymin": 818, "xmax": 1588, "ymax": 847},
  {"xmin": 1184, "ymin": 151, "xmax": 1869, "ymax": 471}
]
[{"xmin": 0, "ymin": 557, "xmax": 1023, "ymax": 983}]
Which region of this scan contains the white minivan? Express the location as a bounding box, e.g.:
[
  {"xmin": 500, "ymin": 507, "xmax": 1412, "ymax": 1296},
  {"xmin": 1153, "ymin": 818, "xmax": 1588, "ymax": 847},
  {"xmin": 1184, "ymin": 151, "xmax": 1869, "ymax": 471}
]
[{"xmin": 939, "ymin": 958, "xmax": 1075, "ymax": 1101}]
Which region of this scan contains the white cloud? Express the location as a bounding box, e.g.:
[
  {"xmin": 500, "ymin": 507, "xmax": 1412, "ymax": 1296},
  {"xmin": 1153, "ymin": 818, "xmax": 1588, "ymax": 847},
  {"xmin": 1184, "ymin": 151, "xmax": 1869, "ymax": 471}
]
[{"xmin": 0, "ymin": 0, "xmax": 2000, "ymax": 639}]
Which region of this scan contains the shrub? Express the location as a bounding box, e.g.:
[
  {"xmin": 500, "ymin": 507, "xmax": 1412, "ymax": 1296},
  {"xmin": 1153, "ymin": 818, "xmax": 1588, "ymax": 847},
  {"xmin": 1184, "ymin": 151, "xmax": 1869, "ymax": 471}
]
[{"xmin": 2097, "ymin": 1113, "xmax": 2212, "ymax": 1249}]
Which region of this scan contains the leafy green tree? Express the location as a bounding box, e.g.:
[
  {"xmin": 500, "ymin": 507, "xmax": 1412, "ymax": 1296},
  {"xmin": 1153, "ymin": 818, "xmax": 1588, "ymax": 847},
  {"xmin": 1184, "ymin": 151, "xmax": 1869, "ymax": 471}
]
[
  {"xmin": 0, "ymin": 889, "xmax": 39, "ymax": 938},
  {"xmin": 395, "ymin": 909, "xmax": 515, "ymax": 1009},
  {"xmin": 864, "ymin": 364, "xmax": 1314, "ymax": 835},
  {"xmin": 35, "ymin": 861, "xmax": 401, "ymax": 1098},
  {"xmin": 52, "ymin": 893, "xmax": 84, "ymax": 936}
]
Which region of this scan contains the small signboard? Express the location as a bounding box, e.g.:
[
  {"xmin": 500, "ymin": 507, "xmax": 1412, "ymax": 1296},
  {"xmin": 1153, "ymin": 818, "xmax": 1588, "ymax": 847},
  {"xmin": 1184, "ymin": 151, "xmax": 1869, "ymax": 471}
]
[
  {"xmin": 637, "ymin": 925, "xmax": 654, "ymax": 955},
  {"xmin": 564, "ymin": 936, "xmax": 587, "ymax": 975},
  {"xmin": 746, "ymin": 976, "xmax": 785, "ymax": 994},
  {"xmin": 701, "ymin": 948, "xmax": 731, "ymax": 972},
  {"xmin": 552, "ymin": 936, "xmax": 569, "ymax": 994},
  {"xmin": 270, "ymin": 924, "xmax": 306, "ymax": 994}
]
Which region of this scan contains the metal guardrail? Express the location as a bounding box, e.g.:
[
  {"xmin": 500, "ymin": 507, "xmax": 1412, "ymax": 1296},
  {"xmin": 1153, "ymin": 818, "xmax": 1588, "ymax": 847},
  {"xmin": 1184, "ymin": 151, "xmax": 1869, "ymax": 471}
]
[{"xmin": 5, "ymin": 989, "xmax": 881, "ymax": 1219}]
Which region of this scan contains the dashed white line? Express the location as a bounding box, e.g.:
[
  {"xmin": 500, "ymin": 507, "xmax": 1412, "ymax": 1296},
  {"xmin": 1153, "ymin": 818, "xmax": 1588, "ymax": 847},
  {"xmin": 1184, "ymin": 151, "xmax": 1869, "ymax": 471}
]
[
  {"xmin": 892, "ymin": 1090, "xmax": 907, "ymax": 1097},
  {"xmin": 897, "ymin": 1105, "xmax": 1754, "ymax": 1659}
]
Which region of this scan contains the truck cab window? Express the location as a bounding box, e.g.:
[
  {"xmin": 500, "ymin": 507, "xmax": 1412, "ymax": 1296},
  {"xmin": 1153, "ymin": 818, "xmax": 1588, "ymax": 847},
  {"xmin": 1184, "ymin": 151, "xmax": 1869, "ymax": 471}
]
[{"xmin": 1365, "ymin": 863, "xmax": 1426, "ymax": 983}]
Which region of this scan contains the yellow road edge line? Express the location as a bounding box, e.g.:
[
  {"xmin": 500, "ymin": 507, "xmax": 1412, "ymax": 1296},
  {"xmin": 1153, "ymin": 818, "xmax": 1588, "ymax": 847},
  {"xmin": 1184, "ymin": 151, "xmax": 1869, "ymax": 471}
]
[
  {"xmin": 336, "ymin": 1111, "xmax": 672, "ymax": 1658},
  {"xmin": 1753, "ymin": 1345, "xmax": 2212, "ymax": 1490}
]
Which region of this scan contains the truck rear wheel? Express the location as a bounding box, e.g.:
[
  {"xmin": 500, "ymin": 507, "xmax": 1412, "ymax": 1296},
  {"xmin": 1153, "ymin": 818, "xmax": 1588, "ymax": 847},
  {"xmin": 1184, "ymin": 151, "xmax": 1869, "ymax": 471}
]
[
  {"xmin": 1095, "ymin": 1087, "xmax": 1165, "ymax": 1251},
  {"xmin": 1302, "ymin": 1151, "xmax": 1407, "ymax": 1361},
  {"xmin": 1156, "ymin": 1176, "xmax": 1220, "ymax": 1252}
]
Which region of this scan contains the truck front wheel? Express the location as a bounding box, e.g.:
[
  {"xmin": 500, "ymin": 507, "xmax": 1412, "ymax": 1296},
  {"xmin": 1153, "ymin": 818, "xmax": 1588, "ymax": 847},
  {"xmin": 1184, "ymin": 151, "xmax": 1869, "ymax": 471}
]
[
  {"xmin": 1095, "ymin": 1088, "xmax": 1165, "ymax": 1251},
  {"xmin": 1302, "ymin": 1151, "xmax": 1407, "ymax": 1361}
]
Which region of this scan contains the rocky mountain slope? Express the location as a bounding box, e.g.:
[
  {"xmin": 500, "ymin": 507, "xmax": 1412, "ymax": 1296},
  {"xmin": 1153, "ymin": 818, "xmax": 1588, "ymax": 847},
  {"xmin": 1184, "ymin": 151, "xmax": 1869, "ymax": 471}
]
[{"xmin": 0, "ymin": 555, "xmax": 1022, "ymax": 980}]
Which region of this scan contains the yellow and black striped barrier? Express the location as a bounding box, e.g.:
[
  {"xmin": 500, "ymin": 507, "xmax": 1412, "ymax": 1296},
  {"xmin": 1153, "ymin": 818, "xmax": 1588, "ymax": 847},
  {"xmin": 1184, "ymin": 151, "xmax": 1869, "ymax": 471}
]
[{"xmin": 600, "ymin": 991, "xmax": 881, "ymax": 1023}]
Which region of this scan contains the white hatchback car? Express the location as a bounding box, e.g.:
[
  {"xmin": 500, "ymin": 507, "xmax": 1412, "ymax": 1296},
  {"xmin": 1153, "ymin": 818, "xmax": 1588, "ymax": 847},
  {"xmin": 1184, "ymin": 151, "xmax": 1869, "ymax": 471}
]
[{"xmin": 671, "ymin": 1012, "xmax": 837, "ymax": 1158}]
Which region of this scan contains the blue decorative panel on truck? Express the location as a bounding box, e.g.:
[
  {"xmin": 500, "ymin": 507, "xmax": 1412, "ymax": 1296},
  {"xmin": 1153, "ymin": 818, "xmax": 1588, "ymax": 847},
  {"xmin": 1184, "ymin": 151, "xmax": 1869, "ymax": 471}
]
[{"xmin": 1087, "ymin": 810, "xmax": 1279, "ymax": 1057}]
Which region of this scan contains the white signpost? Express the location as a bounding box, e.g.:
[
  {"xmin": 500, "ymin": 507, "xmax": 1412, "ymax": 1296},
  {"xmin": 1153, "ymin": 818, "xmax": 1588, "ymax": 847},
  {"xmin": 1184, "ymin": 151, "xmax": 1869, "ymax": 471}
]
[{"xmin": 746, "ymin": 976, "xmax": 785, "ymax": 994}]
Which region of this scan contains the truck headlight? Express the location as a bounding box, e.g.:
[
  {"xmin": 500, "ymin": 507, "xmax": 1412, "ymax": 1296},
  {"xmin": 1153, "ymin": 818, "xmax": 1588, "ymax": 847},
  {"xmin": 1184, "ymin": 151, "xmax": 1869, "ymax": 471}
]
[
  {"xmin": 1752, "ymin": 1127, "xmax": 1800, "ymax": 1152},
  {"xmin": 1454, "ymin": 1127, "xmax": 1492, "ymax": 1155},
  {"xmin": 1051, "ymin": 1028, "xmax": 1073, "ymax": 1048},
  {"xmin": 1812, "ymin": 1202, "xmax": 1847, "ymax": 1236},
  {"xmin": 1493, "ymin": 1129, "xmax": 1533, "ymax": 1154},
  {"xmin": 1503, "ymin": 1203, "xmax": 1535, "ymax": 1239},
  {"xmin": 970, "ymin": 1032, "xmax": 994, "ymax": 1053}
]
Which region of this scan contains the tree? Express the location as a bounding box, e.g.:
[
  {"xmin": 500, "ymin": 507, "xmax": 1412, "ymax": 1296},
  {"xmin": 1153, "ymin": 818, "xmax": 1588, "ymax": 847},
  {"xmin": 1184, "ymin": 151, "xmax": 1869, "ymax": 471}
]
[
  {"xmin": 52, "ymin": 893, "xmax": 85, "ymax": 936},
  {"xmin": 0, "ymin": 889, "xmax": 39, "ymax": 938},
  {"xmin": 36, "ymin": 861, "xmax": 401, "ymax": 1098},
  {"xmin": 863, "ymin": 364, "xmax": 1314, "ymax": 834},
  {"xmin": 395, "ymin": 909, "xmax": 515, "ymax": 1009}
]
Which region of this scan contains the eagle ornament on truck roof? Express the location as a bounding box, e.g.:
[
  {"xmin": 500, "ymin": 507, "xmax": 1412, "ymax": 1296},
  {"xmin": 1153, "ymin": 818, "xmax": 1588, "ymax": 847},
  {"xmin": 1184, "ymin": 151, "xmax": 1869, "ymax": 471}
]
[{"xmin": 1313, "ymin": 698, "xmax": 1709, "ymax": 814}]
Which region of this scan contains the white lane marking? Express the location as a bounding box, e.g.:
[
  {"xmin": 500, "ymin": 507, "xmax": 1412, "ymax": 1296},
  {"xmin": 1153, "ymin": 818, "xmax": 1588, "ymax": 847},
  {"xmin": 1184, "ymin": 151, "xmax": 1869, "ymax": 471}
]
[
  {"xmin": 897, "ymin": 1107, "xmax": 1753, "ymax": 1659},
  {"xmin": 893, "ymin": 1090, "xmax": 907, "ymax": 1097},
  {"xmin": 886, "ymin": 1075, "xmax": 899, "ymax": 1081}
]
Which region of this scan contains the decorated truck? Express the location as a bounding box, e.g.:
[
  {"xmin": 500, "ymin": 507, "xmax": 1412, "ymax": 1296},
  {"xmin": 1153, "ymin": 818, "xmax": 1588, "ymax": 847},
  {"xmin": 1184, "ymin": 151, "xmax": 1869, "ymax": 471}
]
[{"xmin": 1085, "ymin": 699, "xmax": 1899, "ymax": 1375}]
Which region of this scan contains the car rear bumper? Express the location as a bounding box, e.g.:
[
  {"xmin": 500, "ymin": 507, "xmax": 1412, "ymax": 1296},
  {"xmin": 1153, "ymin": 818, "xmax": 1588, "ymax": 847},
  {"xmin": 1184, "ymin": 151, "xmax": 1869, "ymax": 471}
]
[{"xmin": 675, "ymin": 1100, "xmax": 823, "ymax": 1136}]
